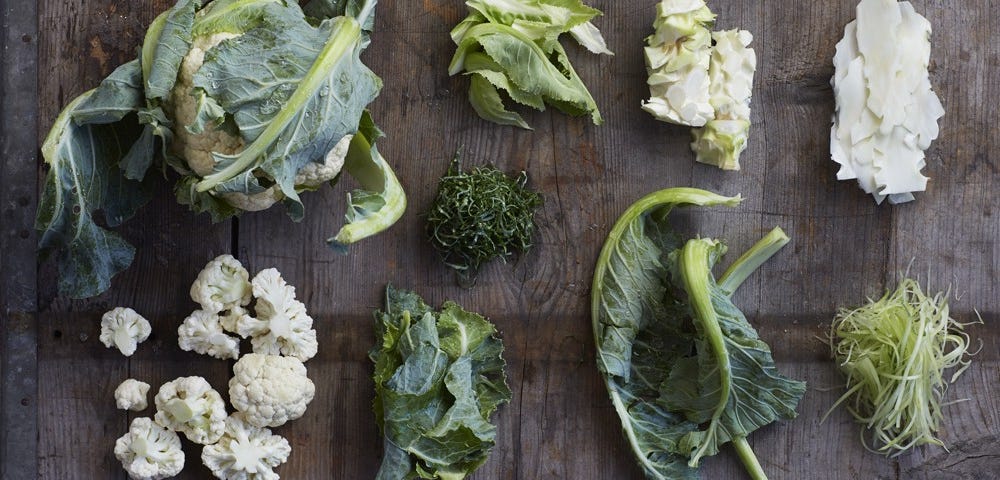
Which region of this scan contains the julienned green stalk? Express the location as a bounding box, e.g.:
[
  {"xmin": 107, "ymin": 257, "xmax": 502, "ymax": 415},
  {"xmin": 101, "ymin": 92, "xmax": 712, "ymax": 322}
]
[
  {"xmin": 195, "ymin": 16, "xmax": 362, "ymax": 192},
  {"xmin": 679, "ymin": 237, "xmax": 770, "ymax": 480}
]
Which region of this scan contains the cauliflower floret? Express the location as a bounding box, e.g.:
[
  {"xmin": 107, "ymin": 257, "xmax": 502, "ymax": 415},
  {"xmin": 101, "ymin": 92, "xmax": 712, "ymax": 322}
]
[
  {"xmin": 178, "ymin": 310, "xmax": 241, "ymax": 360},
  {"xmin": 171, "ymin": 33, "xmax": 244, "ymax": 178},
  {"xmin": 191, "ymin": 254, "xmax": 252, "ymax": 314},
  {"xmin": 232, "ymin": 269, "xmax": 317, "ymax": 362},
  {"xmin": 100, "ymin": 307, "xmax": 152, "ymax": 357},
  {"xmin": 115, "ymin": 379, "xmax": 151, "ymax": 411},
  {"xmin": 114, "ymin": 417, "xmax": 185, "ymax": 480},
  {"xmin": 220, "ymin": 305, "xmax": 248, "ymax": 333},
  {"xmin": 154, "ymin": 376, "xmax": 228, "ymax": 445},
  {"xmin": 201, "ymin": 413, "xmax": 291, "ymax": 480},
  {"xmin": 294, "ymin": 135, "xmax": 353, "ymax": 187},
  {"xmin": 229, "ymin": 354, "xmax": 315, "ymax": 428}
]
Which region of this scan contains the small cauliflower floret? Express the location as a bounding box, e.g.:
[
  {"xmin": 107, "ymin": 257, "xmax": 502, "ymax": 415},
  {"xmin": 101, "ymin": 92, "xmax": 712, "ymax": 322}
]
[
  {"xmin": 114, "ymin": 417, "xmax": 185, "ymax": 480},
  {"xmin": 294, "ymin": 135, "xmax": 353, "ymax": 188},
  {"xmin": 115, "ymin": 379, "xmax": 151, "ymax": 411},
  {"xmin": 201, "ymin": 413, "xmax": 291, "ymax": 480},
  {"xmin": 154, "ymin": 376, "xmax": 228, "ymax": 445},
  {"xmin": 100, "ymin": 307, "xmax": 152, "ymax": 357},
  {"xmin": 191, "ymin": 254, "xmax": 252, "ymax": 314},
  {"xmin": 178, "ymin": 310, "xmax": 241, "ymax": 360},
  {"xmin": 233, "ymin": 269, "xmax": 318, "ymax": 362},
  {"xmin": 229, "ymin": 354, "xmax": 315, "ymax": 428}
]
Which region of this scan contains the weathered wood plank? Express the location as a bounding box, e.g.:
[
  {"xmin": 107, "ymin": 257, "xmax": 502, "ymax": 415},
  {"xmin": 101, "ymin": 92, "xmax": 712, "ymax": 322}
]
[
  {"xmin": 23, "ymin": 0, "xmax": 1000, "ymax": 478},
  {"xmin": 1, "ymin": 0, "xmax": 40, "ymax": 478}
]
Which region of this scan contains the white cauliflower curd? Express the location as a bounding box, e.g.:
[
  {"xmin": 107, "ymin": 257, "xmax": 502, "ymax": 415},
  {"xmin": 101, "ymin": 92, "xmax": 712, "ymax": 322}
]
[
  {"xmin": 154, "ymin": 376, "xmax": 228, "ymax": 445},
  {"xmin": 232, "ymin": 269, "xmax": 318, "ymax": 362},
  {"xmin": 178, "ymin": 310, "xmax": 241, "ymax": 360},
  {"xmin": 100, "ymin": 307, "xmax": 152, "ymax": 357},
  {"xmin": 114, "ymin": 417, "xmax": 185, "ymax": 480},
  {"xmin": 115, "ymin": 378, "xmax": 151, "ymax": 411},
  {"xmin": 229, "ymin": 353, "xmax": 315, "ymax": 428},
  {"xmin": 201, "ymin": 413, "xmax": 291, "ymax": 480}
]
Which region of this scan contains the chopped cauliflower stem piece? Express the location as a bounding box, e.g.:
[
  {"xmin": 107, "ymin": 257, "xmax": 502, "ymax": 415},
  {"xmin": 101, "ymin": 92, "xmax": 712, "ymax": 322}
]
[
  {"xmin": 234, "ymin": 269, "xmax": 318, "ymax": 362},
  {"xmin": 178, "ymin": 310, "xmax": 241, "ymax": 360},
  {"xmin": 831, "ymin": 0, "xmax": 943, "ymax": 204},
  {"xmin": 115, "ymin": 417, "xmax": 185, "ymax": 480},
  {"xmin": 100, "ymin": 307, "xmax": 152, "ymax": 357},
  {"xmin": 201, "ymin": 413, "xmax": 291, "ymax": 480},
  {"xmin": 154, "ymin": 376, "xmax": 227, "ymax": 445},
  {"xmin": 191, "ymin": 254, "xmax": 252, "ymax": 314},
  {"xmin": 229, "ymin": 354, "xmax": 315, "ymax": 428},
  {"xmin": 641, "ymin": 0, "xmax": 716, "ymax": 126},
  {"xmin": 692, "ymin": 29, "xmax": 756, "ymax": 171},
  {"xmin": 116, "ymin": 379, "xmax": 152, "ymax": 411}
]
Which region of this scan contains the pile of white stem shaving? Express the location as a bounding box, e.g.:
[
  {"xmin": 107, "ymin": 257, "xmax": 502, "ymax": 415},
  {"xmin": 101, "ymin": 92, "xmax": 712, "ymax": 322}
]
[{"xmin": 831, "ymin": 0, "xmax": 944, "ymax": 204}]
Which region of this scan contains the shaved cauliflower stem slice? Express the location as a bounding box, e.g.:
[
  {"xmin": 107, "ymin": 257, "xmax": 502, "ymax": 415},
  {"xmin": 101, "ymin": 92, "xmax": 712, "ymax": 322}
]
[
  {"xmin": 229, "ymin": 353, "xmax": 315, "ymax": 428},
  {"xmin": 154, "ymin": 376, "xmax": 228, "ymax": 445},
  {"xmin": 178, "ymin": 310, "xmax": 241, "ymax": 360},
  {"xmin": 831, "ymin": 0, "xmax": 943, "ymax": 204},
  {"xmin": 233, "ymin": 268, "xmax": 318, "ymax": 362},
  {"xmin": 202, "ymin": 413, "xmax": 291, "ymax": 480},
  {"xmin": 692, "ymin": 29, "xmax": 756, "ymax": 171},
  {"xmin": 100, "ymin": 307, "xmax": 152, "ymax": 357},
  {"xmin": 115, "ymin": 379, "xmax": 151, "ymax": 411},
  {"xmin": 115, "ymin": 417, "xmax": 185, "ymax": 480}
]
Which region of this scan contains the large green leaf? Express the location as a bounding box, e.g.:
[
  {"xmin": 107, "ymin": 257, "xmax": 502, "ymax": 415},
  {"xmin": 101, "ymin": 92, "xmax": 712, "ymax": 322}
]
[
  {"xmin": 591, "ymin": 187, "xmax": 804, "ymax": 479},
  {"xmin": 35, "ymin": 91, "xmax": 153, "ymax": 299},
  {"xmin": 373, "ymin": 287, "xmax": 510, "ymax": 480}
]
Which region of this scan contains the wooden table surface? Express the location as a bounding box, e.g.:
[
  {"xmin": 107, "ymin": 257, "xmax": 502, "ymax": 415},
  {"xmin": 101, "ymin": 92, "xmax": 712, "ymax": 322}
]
[{"xmin": 2, "ymin": 0, "xmax": 998, "ymax": 479}]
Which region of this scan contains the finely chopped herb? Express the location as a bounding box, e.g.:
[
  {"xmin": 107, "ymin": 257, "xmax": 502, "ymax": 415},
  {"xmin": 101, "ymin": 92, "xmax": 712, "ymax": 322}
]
[
  {"xmin": 426, "ymin": 154, "xmax": 542, "ymax": 285},
  {"xmin": 825, "ymin": 278, "xmax": 980, "ymax": 456}
]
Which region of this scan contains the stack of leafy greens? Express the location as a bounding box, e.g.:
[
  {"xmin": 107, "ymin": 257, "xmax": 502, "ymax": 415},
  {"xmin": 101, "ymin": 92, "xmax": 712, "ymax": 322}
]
[
  {"xmin": 36, "ymin": 0, "xmax": 405, "ymax": 299},
  {"xmin": 591, "ymin": 188, "xmax": 806, "ymax": 480},
  {"xmin": 449, "ymin": 0, "xmax": 613, "ymax": 129},
  {"xmin": 426, "ymin": 153, "xmax": 543, "ymax": 286},
  {"xmin": 371, "ymin": 286, "xmax": 511, "ymax": 479}
]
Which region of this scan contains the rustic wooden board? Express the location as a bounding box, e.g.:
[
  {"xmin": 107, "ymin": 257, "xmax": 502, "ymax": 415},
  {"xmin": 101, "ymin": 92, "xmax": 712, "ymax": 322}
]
[{"xmin": 2, "ymin": 0, "xmax": 997, "ymax": 479}]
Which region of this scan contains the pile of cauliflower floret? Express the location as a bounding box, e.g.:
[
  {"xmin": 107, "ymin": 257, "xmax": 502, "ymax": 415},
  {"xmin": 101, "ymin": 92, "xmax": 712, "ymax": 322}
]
[{"xmin": 101, "ymin": 255, "xmax": 317, "ymax": 480}]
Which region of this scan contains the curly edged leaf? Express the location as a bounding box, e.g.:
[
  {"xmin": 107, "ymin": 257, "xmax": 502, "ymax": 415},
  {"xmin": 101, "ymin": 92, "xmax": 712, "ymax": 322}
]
[
  {"xmin": 372, "ymin": 287, "xmax": 510, "ymax": 480},
  {"xmin": 35, "ymin": 91, "xmax": 154, "ymax": 299},
  {"xmin": 449, "ymin": 0, "xmax": 610, "ymax": 129}
]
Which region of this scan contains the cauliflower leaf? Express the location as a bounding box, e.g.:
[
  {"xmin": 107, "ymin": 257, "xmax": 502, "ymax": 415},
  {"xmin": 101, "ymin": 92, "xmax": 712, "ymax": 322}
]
[{"xmin": 372, "ymin": 287, "xmax": 511, "ymax": 480}]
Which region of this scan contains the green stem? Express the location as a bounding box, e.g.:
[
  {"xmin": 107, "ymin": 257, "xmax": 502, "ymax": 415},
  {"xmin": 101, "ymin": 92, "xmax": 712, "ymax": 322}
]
[
  {"xmin": 679, "ymin": 238, "xmax": 731, "ymax": 466},
  {"xmin": 718, "ymin": 226, "xmax": 790, "ymax": 296},
  {"xmin": 195, "ymin": 17, "xmax": 362, "ymax": 192},
  {"xmin": 733, "ymin": 437, "xmax": 768, "ymax": 480}
]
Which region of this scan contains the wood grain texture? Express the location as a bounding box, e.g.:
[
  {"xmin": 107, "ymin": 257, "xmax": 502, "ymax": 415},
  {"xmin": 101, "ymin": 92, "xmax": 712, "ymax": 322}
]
[{"xmin": 17, "ymin": 0, "xmax": 1000, "ymax": 479}]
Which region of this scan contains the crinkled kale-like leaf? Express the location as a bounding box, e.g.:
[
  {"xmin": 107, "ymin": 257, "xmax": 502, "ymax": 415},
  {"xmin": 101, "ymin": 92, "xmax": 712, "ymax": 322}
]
[{"xmin": 372, "ymin": 287, "xmax": 510, "ymax": 480}]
